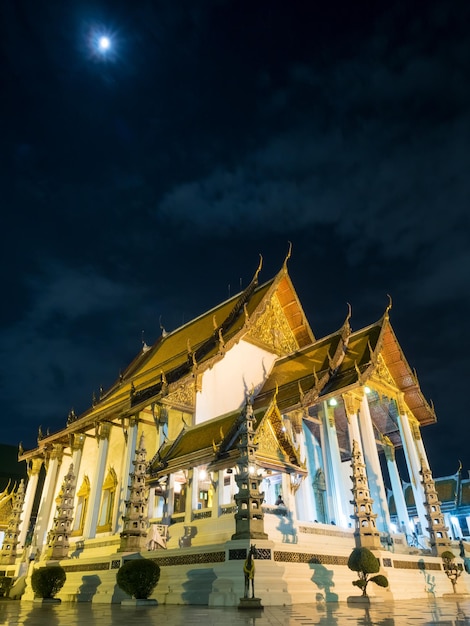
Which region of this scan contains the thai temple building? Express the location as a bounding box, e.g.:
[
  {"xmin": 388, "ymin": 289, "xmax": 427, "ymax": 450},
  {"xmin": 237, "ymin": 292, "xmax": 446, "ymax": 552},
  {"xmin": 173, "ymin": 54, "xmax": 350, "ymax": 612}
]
[{"xmin": 4, "ymin": 256, "xmax": 469, "ymax": 603}]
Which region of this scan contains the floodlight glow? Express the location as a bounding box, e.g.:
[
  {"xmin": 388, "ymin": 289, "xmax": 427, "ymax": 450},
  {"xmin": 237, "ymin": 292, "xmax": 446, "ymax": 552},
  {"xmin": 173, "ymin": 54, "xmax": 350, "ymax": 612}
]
[
  {"xmin": 390, "ymin": 523, "xmax": 398, "ymax": 533},
  {"xmin": 364, "ymin": 386, "xmax": 371, "ymax": 394},
  {"xmin": 329, "ymin": 398, "xmax": 337, "ymax": 407}
]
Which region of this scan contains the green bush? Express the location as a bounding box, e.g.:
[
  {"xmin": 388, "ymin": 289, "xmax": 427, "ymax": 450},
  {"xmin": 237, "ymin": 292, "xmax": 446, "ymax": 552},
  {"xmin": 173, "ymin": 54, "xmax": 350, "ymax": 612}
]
[
  {"xmin": 0, "ymin": 576, "xmax": 13, "ymax": 598},
  {"xmin": 348, "ymin": 547, "xmax": 388, "ymax": 597},
  {"xmin": 116, "ymin": 559, "xmax": 160, "ymax": 600},
  {"xmin": 31, "ymin": 566, "xmax": 66, "ymax": 599}
]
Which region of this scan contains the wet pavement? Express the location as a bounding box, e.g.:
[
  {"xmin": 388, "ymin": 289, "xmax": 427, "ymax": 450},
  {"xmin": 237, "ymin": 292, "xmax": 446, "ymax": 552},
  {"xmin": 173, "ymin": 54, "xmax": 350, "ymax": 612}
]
[{"xmin": 0, "ymin": 597, "xmax": 469, "ymax": 625}]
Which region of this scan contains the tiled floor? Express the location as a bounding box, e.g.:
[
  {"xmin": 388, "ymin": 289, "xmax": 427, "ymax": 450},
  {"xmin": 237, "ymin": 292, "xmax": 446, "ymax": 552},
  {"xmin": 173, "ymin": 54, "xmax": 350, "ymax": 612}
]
[{"xmin": 0, "ymin": 598, "xmax": 469, "ymax": 626}]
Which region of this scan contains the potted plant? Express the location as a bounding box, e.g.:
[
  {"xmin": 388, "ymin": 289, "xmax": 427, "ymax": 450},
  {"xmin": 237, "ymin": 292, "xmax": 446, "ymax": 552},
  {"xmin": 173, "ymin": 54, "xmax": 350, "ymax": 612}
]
[
  {"xmin": 31, "ymin": 565, "xmax": 66, "ymax": 603},
  {"xmin": 347, "ymin": 547, "xmax": 388, "ymax": 600},
  {"xmin": 116, "ymin": 558, "xmax": 160, "ymax": 605},
  {"xmin": 441, "ymin": 550, "xmax": 463, "ymax": 594}
]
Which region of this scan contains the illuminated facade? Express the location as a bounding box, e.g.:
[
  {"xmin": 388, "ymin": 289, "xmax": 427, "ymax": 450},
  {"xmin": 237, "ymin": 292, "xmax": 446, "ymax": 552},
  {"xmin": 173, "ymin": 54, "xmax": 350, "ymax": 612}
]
[{"xmin": 8, "ymin": 258, "xmax": 470, "ymax": 603}]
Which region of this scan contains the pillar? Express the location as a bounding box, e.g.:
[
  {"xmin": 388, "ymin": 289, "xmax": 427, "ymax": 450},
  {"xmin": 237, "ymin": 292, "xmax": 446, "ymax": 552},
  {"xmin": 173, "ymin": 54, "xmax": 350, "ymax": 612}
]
[
  {"xmin": 321, "ymin": 400, "xmax": 349, "ymax": 527},
  {"xmin": 396, "ymin": 396, "xmax": 428, "ymax": 538},
  {"xmin": 18, "ymin": 457, "xmax": 43, "ymax": 549},
  {"xmin": 383, "ymin": 440, "xmax": 411, "ymax": 533},
  {"xmin": 83, "ymin": 423, "xmax": 111, "ymax": 539},
  {"xmin": 296, "ymin": 423, "xmax": 317, "ymax": 522},
  {"xmin": 358, "ymin": 393, "xmax": 392, "ymax": 533},
  {"xmin": 34, "ymin": 444, "xmax": 64, "ymax": 549}
]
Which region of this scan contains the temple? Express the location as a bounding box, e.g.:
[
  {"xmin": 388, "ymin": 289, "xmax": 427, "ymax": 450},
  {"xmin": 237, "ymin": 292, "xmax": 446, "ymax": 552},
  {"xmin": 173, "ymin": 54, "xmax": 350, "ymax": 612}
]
[{"xmin": 5, "ymin": 256, "xmax": 470, "ymax": 603}]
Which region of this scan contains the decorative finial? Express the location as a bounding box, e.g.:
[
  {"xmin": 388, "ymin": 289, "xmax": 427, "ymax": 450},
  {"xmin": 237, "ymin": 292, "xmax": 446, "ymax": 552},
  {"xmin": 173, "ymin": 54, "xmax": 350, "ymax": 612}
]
[
  {"xmin": 142, "ymin": 330, "xmax": 150, "ymax": 352},
  {"xmin": 312, "ymin": 366, "xmax": 319, "ymax": 386},
  {"xmin": 254, "ymin": 254, "xmax": 263, "ymax": 283},
  {"xmin": 283, "ymin": 241, "xmax": 292, "ymax": 270},
  {"xmin": 213, "ymin": 314, "xmax": 218, "ymax": 331},
  {"xmin": 385, "ymin": 294, "xmax": 392, "ymax": 317},
  {"xmin": 298, "ymin": 380, "xmax": 304, "ymax": 401},
  {"xmin": 159, "ymin": 316, "xmax": 168, "ymax": 337},
  {"xmin": 346, "ymin": 302, "xmax": 352, "ymax": 321},
  {"xmin": 187, "ymin": 338, "xmax": 192, "ymax": 354},
  {"xmin": 18, "ymin": 442, "xmax": 24, "ymax": 456},
  {"xmin": 38, "ymin": 425, "xmax": 43, "ymax": 442}
]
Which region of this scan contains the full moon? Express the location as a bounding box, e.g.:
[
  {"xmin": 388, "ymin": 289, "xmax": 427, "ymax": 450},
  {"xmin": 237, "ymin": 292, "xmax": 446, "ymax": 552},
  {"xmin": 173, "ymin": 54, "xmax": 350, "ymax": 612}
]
[{"xmin": 98, "ymin": 36, "xmax": 111, "ymax": 51}]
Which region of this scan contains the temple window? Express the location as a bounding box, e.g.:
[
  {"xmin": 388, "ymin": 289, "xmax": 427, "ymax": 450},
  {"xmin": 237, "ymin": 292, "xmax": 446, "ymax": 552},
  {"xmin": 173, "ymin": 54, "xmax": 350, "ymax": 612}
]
[
  {"xmin": 97, "ymin": 468, "xmax": 118, "ymax": 533},
  {"xmin": 72, "ymin": 476, "xmax": 90, "ymax": 536}
]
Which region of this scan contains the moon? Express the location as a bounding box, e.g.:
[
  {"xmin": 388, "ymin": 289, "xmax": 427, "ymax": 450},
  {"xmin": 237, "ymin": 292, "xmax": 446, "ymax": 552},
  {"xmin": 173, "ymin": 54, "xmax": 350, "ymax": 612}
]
[{"xmin": 98, "ymin": 36, "xmax": 111, "ymax": 51}]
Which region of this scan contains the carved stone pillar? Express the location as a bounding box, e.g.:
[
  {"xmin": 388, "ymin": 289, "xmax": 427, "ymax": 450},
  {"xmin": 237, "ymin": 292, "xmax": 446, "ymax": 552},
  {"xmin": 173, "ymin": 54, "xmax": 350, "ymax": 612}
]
[
  {"xmin": 18, "ymin": 457, "xmax": 43, "ymax": 549},
  {"xmin": 116, "ymin": 416, "xmax": 139, "ymax": 533},
  {"xmin": 35, "ymin": 444, "xmax": 64, "ymax": 549},
  {"xmin": 83, "ymin": 423, "xmax": 111, "ymax": 539}
]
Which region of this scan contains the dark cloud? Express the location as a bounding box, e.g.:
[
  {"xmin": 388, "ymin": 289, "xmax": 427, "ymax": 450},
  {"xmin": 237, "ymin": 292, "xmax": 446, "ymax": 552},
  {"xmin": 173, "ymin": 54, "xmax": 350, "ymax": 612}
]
[{"xmin": 0, "ymin": 0, "xmax": 469, "ymax": 476}]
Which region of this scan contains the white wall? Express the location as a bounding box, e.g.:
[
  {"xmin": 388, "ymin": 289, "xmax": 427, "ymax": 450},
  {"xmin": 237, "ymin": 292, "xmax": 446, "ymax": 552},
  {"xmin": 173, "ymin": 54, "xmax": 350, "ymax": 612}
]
[{"xmin": 195, "ymin": 340, "xmax": 277, "ymax": 424}]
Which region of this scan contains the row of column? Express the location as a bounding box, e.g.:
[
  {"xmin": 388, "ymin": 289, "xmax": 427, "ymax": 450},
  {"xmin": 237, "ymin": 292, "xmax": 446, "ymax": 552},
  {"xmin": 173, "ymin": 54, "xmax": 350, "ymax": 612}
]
[
  {"xmin": 296, "ymin": 388, "xmax": 429, "ymax": 538},
  {"xmin": 18, "ymin": 417, "xmax": 140, "ymax": 553}
]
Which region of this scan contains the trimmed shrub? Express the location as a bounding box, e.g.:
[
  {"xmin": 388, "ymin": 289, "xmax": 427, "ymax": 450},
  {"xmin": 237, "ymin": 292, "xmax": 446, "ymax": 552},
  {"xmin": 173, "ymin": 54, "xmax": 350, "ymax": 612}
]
[
  {"xmin": 116, "ymin": 559, "xmax": 160, "ymax": 600},
  {"xmin": 31, "ymin": 566, "xmax": 66, "ymax": 599},
  {"xmin": 0, "ymin": 576, "xmax": 12, "ymax": 598},
  {"xmin": 348, "ymin": 547, "xmax": 388, "ymax": 597}
]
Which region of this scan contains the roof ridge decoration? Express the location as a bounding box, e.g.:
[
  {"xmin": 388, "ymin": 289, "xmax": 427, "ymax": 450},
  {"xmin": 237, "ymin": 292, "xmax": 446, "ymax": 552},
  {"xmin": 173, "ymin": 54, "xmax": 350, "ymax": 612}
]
[{"xmin": 282, "ymin": 241, "xmax": 292, "ymax": 272}]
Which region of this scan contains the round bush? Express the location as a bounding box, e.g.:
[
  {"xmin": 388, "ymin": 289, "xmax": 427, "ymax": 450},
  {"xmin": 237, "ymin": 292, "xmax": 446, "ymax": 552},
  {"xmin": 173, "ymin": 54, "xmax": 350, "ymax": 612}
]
[
  {"xmin": 31, "ymin": 565, "xmax": 66, "ymax": 599},
  {"xmin": 116, "ymin": 559, "xmax": 160, "ymax": 599},
  {"xmin": 348, "ymin": 547, "xmax": 380, "ymax": 574}
]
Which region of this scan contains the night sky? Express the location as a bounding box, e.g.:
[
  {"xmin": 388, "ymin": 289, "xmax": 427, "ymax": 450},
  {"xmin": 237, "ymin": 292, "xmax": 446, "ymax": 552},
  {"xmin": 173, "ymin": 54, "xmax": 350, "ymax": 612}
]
[{"xmin": 1, "ymin": 0, "xmax": 469, "ymax": 478}]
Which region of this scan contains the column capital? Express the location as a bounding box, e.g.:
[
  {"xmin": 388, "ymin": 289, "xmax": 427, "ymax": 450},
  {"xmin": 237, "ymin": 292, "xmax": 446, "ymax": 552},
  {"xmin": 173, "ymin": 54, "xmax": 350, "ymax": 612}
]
[
  {"xmin": 70, "ymin": 433, "xmax": 86, "ymax": 451},
  {"xmin": 50, "ymin": 443, "xmax": 64, "ymax": 463},
  {"xmin": 383, "ymin": 436, "xmax": 395, "ymax": 462},
  {"xmin": 28, "ymin": 457, "xmax": 44, "ymax": 477},
  {"xmin": 342, "ymin": 391, "xmax": 363, "ymax": 417},
  {"xmin": 95, "ymin": 421, "xmax": 112, "ymax": 441},
  {"xmin": 396, "ymin": 393, "xmax": 407, "ymax": 416}
]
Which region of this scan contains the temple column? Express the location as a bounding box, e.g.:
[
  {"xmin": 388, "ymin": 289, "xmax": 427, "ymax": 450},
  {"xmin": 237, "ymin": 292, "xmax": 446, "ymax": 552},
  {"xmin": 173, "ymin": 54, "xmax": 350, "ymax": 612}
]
[
  {"xmin": 383, "ymin": 440, "xmax": 411, "ymax": 533},
  {"xmin": 343, "ymin": 392, "xmax": 364, "ymax": 457},
  {"xmin": 396, "ymin": 396, "xmax": 428, "ymax": 538},
  {"xmin": 116, "ymin": 416, "xmax": 139, "ymax": 533},
  {"xmin": 83, "ymin": 423, "xmax": 111, "ymax": 539},
  {"xmin": 358, "ymin": 393, "xmax": 392, "ymax": 533},
  {"xmin": 296, "ymin": 423, "xmax": 318, "ymax": 522},
  {"xmin": 34, "ymin": 444, "xmax": 64, "ymax": 548},
  {"xmin": 213, "ymin": 470, "xmax": 222, "ymax": 519},
  {"xmin": 165, "ymin": 474, "xmax": 175, "ymax": 522},
  {"xmin": 71, "ymin": 433, "xmax": 86, "ymax": 472},
  {"xmin": 412, "ymin": 419, "xmax": 431, "ymax": 471},
  {"xmin": 184, "ymin": 470, "xmax": 193, "ymax": 523},
  {"xmin": 18, "ymin": 457, "xmax": 43, "ymax": 549},
  {"xmin": 320, "ymin": 400, "xmax": 348, "ymax": 527}
]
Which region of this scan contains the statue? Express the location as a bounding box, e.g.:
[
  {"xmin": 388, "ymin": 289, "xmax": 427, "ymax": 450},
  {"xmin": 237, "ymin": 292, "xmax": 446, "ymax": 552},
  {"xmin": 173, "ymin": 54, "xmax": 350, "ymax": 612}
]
[{"xmin": 243, "ymin": 544, "xmax": 256, "ymax": 599}]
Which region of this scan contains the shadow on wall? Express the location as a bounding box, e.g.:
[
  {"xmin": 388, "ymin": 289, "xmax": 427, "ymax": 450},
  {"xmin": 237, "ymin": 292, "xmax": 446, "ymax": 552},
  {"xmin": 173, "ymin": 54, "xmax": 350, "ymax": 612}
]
[
  {"xmin": 276, "ymin": 509, "xmax": 298, "ymax": 543},
  {"xmin": 309, "ymin": 561, "xmax": 338, "ymax": 603},
  {"xmin": 181, "ymin": 568, "xmax": 216, "ymax": 605},
  {"xmin": 77, "ymin": 574, "xmax": 101, "ymax": 602},
  {"xmin": 418, "ymin": 558, "xmax": 436, "ymax": 597}
]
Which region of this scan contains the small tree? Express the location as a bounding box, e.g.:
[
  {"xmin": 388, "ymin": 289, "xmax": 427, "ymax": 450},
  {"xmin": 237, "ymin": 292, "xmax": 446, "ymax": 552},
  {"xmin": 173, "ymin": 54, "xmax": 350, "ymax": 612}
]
[
  {"xmin": 348, "ymin": 547, "xmax": 389, "ymax": 597},
  {"xmin": 116, "ymin": 559, "xmax": 160, "ymax": 600},
  {"xmin": 442, "ymin": 550, "xmax": 463, "ymax": 594},
  {"xmin": 31, "ymin": 565, "xmax": 66, "ymax": 599}
]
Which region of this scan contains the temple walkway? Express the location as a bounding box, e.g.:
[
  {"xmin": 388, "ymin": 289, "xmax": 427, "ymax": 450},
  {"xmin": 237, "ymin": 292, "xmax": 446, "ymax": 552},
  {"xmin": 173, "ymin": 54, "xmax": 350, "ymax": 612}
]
[{"xmin": 0, "ymin": 597, "xmax": 469, "ymax": 625}]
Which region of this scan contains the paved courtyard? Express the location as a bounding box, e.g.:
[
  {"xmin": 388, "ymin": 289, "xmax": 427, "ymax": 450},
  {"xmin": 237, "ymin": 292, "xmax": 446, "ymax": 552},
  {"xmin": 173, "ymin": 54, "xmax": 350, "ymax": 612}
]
[{"xmin": 1, "ymin": 598, "xmax": 470, "ymax": 626}]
